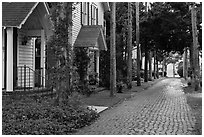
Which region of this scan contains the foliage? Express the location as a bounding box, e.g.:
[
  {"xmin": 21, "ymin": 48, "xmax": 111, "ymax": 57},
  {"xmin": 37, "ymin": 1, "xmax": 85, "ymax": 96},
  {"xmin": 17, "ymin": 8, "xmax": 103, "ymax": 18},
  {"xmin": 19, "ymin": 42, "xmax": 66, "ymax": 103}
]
[
  {"xmin": 73, "ymin": 47, "xmax": 95, "ymax": 96},
  {"xmin": 139, "ymin": 2, "xmax": 202, "ymax": 56},
  {"xmin": 46, "ymin": 3, "xmax": 73, "ymax": 102},
  {"xmin": 177, "ymin": 67, "xmax": 183, "ymax": 77},
  {"xmin": 2, "ymin": 95, "xmax": 99, "ymax": 135},
  {"xmin": 99, "ymin": 34, "xmax": 110, "ymax": 88},
  {"xmin": 73, "ymin": 47, "xmax": 90, "ymax": 84}
]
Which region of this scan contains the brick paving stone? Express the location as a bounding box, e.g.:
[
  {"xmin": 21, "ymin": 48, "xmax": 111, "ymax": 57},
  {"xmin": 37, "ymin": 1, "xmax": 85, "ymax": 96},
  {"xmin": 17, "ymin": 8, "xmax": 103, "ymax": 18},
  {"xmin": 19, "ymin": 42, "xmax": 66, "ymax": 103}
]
[{"xmin": 74, "ymin": 78, "xmax": 197, "ymax": 135}]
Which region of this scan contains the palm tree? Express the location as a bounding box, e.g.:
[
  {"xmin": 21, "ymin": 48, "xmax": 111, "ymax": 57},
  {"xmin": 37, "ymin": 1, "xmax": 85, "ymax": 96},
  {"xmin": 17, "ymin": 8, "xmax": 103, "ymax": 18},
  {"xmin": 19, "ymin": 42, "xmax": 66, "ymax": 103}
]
[
  {"xmin": 110, "ymin": 2, "xmax": 116, "ymax": 97},
  {"xmin": 135, "ymin": 2, "xmax": 141, "ymax": 86},
  {"xmin": 127, "ymin": 2, "xmax": 133, "ymax": 89}
]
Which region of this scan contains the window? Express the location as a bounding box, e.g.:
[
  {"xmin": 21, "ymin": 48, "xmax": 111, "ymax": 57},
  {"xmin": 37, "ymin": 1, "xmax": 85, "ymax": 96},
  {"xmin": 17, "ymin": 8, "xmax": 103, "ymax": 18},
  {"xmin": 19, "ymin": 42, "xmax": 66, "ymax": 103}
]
[
  {"xmin": 82, "ymin": 2, "xmax": 87, "ymax": 25},
  {"xmin": 91, "ymin": 4, "xmax": 98, "ymax": 25}
]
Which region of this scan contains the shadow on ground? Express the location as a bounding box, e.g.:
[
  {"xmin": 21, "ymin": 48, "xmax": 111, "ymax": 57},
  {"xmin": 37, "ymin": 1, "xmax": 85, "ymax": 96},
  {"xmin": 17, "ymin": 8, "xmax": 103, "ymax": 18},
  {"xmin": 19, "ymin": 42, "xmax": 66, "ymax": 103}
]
[{"xmin": 182, "ymin": 84, "xmax": 202, "ymax": 135}]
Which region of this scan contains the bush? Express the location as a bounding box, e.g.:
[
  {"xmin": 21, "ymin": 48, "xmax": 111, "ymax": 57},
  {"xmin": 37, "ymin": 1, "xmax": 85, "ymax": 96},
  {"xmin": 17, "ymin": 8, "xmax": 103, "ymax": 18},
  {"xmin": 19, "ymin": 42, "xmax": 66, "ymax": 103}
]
[
  {"xmin": 2, "ymin": 95, "xmax": 99, "ymax": 135},
  {"xmin": 177, "ymin": 67, "xmax": 183, "ymax": 77}
]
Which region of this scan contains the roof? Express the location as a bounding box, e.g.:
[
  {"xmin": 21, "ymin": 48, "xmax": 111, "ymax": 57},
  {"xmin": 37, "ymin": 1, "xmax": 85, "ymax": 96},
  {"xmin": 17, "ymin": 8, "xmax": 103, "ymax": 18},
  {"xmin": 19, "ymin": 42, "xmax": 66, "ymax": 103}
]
[
  {"xmin": 2, "ymin": 2, "xmax": 49, "ymax": 28},
  {"xmin": 73, "ymin": 25, "xmax": 107, "ymax": 51}
]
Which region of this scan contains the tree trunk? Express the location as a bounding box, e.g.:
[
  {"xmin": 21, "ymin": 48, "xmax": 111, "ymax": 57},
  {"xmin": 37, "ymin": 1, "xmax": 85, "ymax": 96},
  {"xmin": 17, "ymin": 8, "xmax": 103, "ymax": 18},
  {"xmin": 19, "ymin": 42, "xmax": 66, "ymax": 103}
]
[
  {"xmin": 144, "ymin": 44, "xmax": 148, "ymax": 82},
  {"xmin": 135, "ymin": 2, "xmax": 141, "ymax": 86},
  {"xmin": 148, "ymin": 51, "xmax": 152, "ymax": 81},
  {"xmin": 183, "ymin": 47, "xmax": 188, "ymax": 80},
  {"xmin": 110, "ymin": 2, "xmax": 116, "ymax": 97},
  {"xmin": 127, "ymin": 2, "xmax": 133, "ymax": 89},
  {"xmin": 156, "ymin": 56, "xmax": 159, "ymax": 78},
  {"xmin": 153, "ymin": 50, "xmax": 156, "ymax": 79},
  {"xmin": 162, "ymin": 59, "xmax": 165, "ymax": 77},
  {"xmin": 66, "ymin": 2, "xmax": 73, "ymax": 92},
  {"xmin": 189, "ymin": 43, "xmax": 194, "ymax": 78},
  {"xmin": 191, "ymin": 4, "xmax": 200, "ymax": 91}
]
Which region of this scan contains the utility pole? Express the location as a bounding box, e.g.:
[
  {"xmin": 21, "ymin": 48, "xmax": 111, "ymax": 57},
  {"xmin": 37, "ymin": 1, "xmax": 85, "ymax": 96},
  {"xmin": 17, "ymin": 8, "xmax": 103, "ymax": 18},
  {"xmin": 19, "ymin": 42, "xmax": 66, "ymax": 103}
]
[
  {"xmin": 190, "ymin": 3, "xmax": 200, "ymax": 91},
  {"xmin": 127, "ymin": 2, "xmax": 133, "ymax": 89},
  {"xmin": 183, "ymin": 47, "xmax": 188, "ymax": 80},
  {"xmin": 135, "ymin": 2, "xmax": 141, "ymax": 86},
  {"xmin": 110, "ymin": 2, "xmax": 116, "ymax": 97}
]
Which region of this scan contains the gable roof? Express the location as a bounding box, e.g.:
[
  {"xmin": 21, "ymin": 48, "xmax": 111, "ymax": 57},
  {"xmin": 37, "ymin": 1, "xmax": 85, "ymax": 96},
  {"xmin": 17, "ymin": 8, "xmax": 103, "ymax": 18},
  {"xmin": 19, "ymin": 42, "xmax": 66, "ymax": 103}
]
[
  {"xmin": 2, "ymin": 2, "xmax": 49, "ymax": 28},
  {"xmin": 74, "ymin": 25, "xmax": 107, "ymax": 51}
]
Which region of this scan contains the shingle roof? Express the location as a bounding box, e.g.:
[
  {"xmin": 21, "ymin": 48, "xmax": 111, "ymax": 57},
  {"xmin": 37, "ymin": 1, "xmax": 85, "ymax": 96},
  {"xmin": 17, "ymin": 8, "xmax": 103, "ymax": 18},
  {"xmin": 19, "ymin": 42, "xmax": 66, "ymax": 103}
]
[
  {"xmin": 73, "ymin": 25, "xmax": 107, "ymax": 51},
  {"xmin": 2, "ymin": 2, "xmax": 37, "ymax": 28}
]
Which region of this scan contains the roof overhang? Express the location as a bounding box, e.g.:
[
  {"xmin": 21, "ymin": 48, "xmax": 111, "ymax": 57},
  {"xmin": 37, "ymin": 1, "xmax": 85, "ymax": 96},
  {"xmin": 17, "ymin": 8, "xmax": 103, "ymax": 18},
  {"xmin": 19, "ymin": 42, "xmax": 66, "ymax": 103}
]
[
  {"xmin": 2, "ymin": 2, "xmax": 50, "ymax": 29},
  {"xmin": 19, "ymin": 3, "xmax": 39, "ymax": 29},
  {"xmin": 74, "ymin": 25, "xmax": 107, "ymax": 51}
]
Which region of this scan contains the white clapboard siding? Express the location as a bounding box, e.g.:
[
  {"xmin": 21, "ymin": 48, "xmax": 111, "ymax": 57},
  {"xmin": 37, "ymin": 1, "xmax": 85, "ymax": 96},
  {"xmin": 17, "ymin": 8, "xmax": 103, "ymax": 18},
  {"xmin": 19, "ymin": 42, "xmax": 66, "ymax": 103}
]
[
  {"xmin": 96, "ymin": 3, "xmax": 104, "ymax": 26},
  {"xmin": 72, "ymin": 2, "xmax": 105, "ymax": 46},
  {"xmin": 18, "ymin": 29, "xmax": 34, "ymax": 87},
  {"xmin": 72, "ymin": 2, "xmax": 82, "ymax": 46}
]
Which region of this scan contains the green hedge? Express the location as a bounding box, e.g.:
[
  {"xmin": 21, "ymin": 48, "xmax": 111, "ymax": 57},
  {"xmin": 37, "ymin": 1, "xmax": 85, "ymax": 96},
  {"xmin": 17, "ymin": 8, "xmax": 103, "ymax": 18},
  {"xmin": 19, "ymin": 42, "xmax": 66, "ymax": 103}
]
[{"xmin": 2, "ymin": 95, "xmax": 99, "ymax": 135}]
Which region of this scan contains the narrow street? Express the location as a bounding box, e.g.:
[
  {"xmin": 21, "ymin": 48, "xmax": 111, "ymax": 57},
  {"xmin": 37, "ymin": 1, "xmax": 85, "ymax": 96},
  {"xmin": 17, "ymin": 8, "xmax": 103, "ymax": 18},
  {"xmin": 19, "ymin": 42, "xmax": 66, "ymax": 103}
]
[{"xmin": 75, "ymin": 78, "xmax": 196, "ymax": 135}]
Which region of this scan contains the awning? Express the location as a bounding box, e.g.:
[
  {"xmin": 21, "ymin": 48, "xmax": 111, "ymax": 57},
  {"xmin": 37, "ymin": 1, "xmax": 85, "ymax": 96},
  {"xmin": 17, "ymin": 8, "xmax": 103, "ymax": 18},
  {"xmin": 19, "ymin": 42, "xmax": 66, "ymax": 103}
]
[{"xmin": 73, "ymin": 25, "xmax": 107, "ymax": 51}]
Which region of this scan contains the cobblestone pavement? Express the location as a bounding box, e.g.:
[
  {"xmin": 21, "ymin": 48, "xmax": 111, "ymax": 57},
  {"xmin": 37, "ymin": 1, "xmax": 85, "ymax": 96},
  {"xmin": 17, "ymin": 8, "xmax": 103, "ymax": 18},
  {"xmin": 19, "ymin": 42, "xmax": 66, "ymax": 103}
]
[{"xmin": 75, "ymin": 78, "xmax": 196, "ymax": 135}]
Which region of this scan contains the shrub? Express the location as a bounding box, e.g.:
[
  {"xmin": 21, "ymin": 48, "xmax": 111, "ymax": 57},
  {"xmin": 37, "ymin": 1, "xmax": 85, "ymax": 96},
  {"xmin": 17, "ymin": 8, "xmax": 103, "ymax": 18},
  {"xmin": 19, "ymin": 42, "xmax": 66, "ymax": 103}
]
[
  {"xmin": 2, "ymin": 95, "xmax": 99, "ymax": 135},
  {"xmin": 177, "ymin": 67, "xmax": 183, "ymax": 77}
]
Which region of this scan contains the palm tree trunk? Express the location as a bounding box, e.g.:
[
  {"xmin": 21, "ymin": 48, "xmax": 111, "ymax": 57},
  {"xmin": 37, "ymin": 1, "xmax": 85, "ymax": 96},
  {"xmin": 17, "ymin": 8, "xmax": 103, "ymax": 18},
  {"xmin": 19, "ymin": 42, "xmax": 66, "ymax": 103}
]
[
  {"xmin": 156, "ymin": 55, "xmax": 159, "ymax": 78},
  {"xmin": 148, "ymin": 51, "xmax": 152, "ymax": 80},
  {"xmin": 183, "ymin": 47, "xmax": 188, "ymax": 80},
  {"xmin": 144, "ymin": 44, "xmax": 148, "ymax": 82},
  {"xmin": 153, "ymin": 50, "xmax": 156, "ymax": 79},
  {"xmin": 162, "ymin": 58, "xmax": 165, "ymax": 77},
  {"xmin": 127, "ymin": 2, "xmax": 133, "ymax": 89},
  {"xmin": 110, "ymin": 2, "xmax": 116, "ymax": 97},
  {"xmin": 135, "ymin": 2, "xmax": 141, "ymax": 86},
  {"xmin": 191, "ymin": 4, "xmax": 200, "ymax": 91}
]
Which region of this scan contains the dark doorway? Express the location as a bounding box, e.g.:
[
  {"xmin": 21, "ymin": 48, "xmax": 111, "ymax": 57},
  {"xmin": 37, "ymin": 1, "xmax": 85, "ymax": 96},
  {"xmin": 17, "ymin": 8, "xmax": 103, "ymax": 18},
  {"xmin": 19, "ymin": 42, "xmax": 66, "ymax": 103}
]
[
  {"xmin": 35, "ymin": 38, "xmax": 41, "ymax": 87},
  {"xmin": 13, "ymin": 28, "xmax": 17, "ymax": 88}
]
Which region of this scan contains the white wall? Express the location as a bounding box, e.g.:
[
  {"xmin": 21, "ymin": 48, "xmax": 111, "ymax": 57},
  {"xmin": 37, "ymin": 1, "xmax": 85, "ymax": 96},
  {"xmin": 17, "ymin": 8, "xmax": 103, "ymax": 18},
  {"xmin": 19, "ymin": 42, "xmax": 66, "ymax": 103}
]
[
  {"xmin": 18, "ymin": 29, "xmax": 35, "ymax": 87},
  {"xmin": 167, "ymin": 63, "xmax": 174, "ymax": 77},
  {"xmin": 72, "ymin": 2, "xmax": 106, "ymax": 46}
]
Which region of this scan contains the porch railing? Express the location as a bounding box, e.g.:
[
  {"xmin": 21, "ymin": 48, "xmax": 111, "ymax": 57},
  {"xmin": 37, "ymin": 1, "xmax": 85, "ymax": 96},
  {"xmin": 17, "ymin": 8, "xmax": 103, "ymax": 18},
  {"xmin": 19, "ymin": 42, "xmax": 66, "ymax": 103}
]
[{"xmin": 16, "ymin": 65, "xmax": 48, "ymax": 91}]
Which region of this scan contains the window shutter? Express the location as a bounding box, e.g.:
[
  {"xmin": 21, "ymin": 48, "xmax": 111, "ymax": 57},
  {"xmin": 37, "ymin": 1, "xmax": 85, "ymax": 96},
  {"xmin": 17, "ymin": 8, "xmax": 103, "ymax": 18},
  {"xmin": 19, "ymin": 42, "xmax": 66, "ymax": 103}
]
[
  {"xmin": 96, "ymin": 8, "xmax": 98, "ymax": 25},
  {"xmin": 91, "ymin": 5, "xmax": 92, "ymax": 25},
  {"xmin": 87, "ymin": 2, "xmax": 89, "ymax": 25},
  {"xmin": 81, "ymin": 2, "xmax": 83, "ymax": 26}
]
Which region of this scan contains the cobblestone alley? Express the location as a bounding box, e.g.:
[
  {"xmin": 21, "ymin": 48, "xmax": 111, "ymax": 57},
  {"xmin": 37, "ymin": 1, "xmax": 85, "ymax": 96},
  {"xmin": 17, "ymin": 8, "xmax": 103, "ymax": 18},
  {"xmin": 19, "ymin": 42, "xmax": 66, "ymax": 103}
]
[{"xmin": 75, "ymin": 78, "xmax": 196, "ymax": 135}]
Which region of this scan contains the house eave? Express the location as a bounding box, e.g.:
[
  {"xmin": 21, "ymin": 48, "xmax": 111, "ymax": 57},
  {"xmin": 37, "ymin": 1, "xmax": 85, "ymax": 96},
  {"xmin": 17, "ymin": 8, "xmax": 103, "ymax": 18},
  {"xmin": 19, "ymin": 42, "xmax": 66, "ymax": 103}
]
[
  {"xmin": 18, "ymin": 2, "xmax": 39, "ymax": 29},
  {"xmin": 7, "ymin": 2, "xmax": 50, "ymax": 29}
]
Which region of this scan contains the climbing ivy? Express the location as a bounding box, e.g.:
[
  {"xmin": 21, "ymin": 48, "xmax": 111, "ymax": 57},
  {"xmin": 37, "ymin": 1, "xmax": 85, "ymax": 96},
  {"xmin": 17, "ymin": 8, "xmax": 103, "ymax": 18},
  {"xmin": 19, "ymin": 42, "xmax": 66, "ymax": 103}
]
[{"xmin": 46, "ymin": 2, "xmax": 73, "ymax": 104}]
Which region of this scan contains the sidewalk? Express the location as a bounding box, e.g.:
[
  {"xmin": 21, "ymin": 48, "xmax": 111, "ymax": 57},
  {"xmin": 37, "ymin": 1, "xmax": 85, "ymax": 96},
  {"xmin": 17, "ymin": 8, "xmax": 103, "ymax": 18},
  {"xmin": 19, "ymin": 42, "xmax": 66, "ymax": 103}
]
[{"xmin": 81, "ymin": 78, "xmax": 165, "ymax": 113}]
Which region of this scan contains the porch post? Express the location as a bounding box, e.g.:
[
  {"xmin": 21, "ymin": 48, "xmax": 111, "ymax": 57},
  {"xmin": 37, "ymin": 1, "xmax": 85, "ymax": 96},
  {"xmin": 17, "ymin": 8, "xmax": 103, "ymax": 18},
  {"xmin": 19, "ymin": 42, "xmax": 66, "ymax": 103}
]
[
  {"xmin": 2, "ymin": 29, "xmax": 5, "ymax": 89},
  {"xmin": 41, "ymin": 30, "xmax": 46, "ymax": 87},
  {"xmin": 6, "ymin": 27, "xmax": 13, "ymax": 91},
  {"xmin": 96, "ymin": 50, "xmax": 100, "ymax": 84}
]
